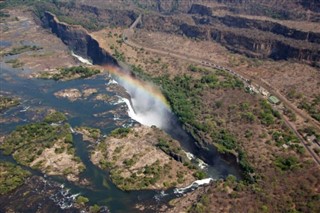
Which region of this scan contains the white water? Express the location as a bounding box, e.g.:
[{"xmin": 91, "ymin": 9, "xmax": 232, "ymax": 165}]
[
  {"xmin": 71, "ymin": 51, "xmax": 169, "ymax": 128},
  {"xmin": 116, "ymin": 76, "xmax": 170, "ymax": 129},
  {"xmin": 185, "ymin": 151, "xmax": 208, "ymax": 169},
  {"xmin": 69, "ymin": 127, "xmax": 75, "ymax": 133},
  {"xmin": 121, "ymin": 97, "xmax": 168, "ymax": 129},
  {"xmin": 104, "ymin": 75, "xmax": 170, "ymax": 129},
  {"xmin": 196, "ymin": 158, "xmax": 208, "ymax": 169},
  {"xmin": 106, "ymin": 79, "xmax": 118, "ymax": 85},
  {"xmin": 20, "ymin": 106, "xmax": 30, "ymax": 112},
  {"xmin": 71, "ymin": 51, "xmax": 93, "ymax": 65},
  {"xmin": 185, "ymin": 151, "xmax": 195, "ymax": 160},
  {"xmin": 174, "ymin": 178, "xmax": 214, "ymax": 194}
]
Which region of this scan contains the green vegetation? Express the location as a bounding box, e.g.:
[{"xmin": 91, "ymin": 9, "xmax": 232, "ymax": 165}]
[
  {"xmin": 131, "ymin": 65, "xmax": 255, "ymax": 182},
  {"xmin": 4, "ymin": 45, "xmax": 42, "ymax": 56},
  {"xmin": 300, "ymin": 126, "xmax": 320, "ymax": 141},
  {"xmin": 156, "ymin": 138, "xmax": 189, "ymax": 163},
  {"xmin": 112, "ymin": 48, "xmax": 125, "ymax": 62},
  {"xmin": 76, "ymin": 195, "xmax": 89, "ymax": 205},
  {"xmin": 274, "ymin": 156, "xmax": 300, "ymax": 171},
  {"xmin": 0, "ymin": 110, "xmax": 73, "ymax": 168},
  {"xmin": 44, "ymin": 111, "xmax": 67, "ymax": 123},
  {"xmin": 153, "ymin": 69, "xmax": 243, "ymax": 126},
  {"xmin": 89, "ymin": 204, "xmax": 101, "ymax": 213},
  {"xmin": 211, "ymin": 130, "xmax": 237, "ymax": 154},
  {"xmin": 259, "ymin": 100, "xmax": 280, "ymax": 126},
  {"xmin": 49, "ymin": 66, "xmax": 100, "ymax": 80},
  {"xmin": 0, "ymin": 95, "xmax": 19, "ymax": 112},
  {"xmin": 0, "ymin": 121, "xmax": 72, "ymax": 165},
  {"xmin": 188, "ymin": 65, "xmax": 210, "ymax": 73},
  {"xmin": 272, "ymin": 130, "xmax": 299, "ymax": 147},
  {"xmin": 110, "ymin": 160, "xmax": 174, "ymax": 191},
  {"xmin": 109, "ymin": 128, "xmax": 131, "ymax": 138},
  {"xmin": 5, "ymin": 58, "xmax": 24, "ymax": 68},
  {"xmin": 0, "ymin": 161, "xmax": 31, "ymax": 195},
  {"xmin": 193, "ymin": 171, "xmax": 207, "ymax": 179},
  {"xmin": 77, "ymin": 126, "xmax": 101, "ymax": 140},
  {"xmin": 299, "ymin": 95, "xmax": 320, "ymax": 122}
]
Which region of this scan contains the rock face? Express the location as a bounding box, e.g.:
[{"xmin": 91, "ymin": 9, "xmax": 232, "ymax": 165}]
[
  {"xmin": 39, "ymin": 1, "xmax": 320, "ymax": 65},
  {"xmin": 141, "ymin": 2, "xmax": 320, "ymax": 65},
  {"xmin": 188, "ymin": 4, "xmax": 213, "ymax": 16},
  {"xmin": 42, "ymin": 12, "xmax": 117, "ymax": 65},
  {"xmin": 193, "ymin": 15, "xmax": 320, "ymax": 44}
]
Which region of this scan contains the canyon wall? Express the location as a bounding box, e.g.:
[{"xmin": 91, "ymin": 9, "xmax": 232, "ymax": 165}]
[
  {"xmin": 142, "ymin": 13, "xmax": 320, "ymax": 65},
  {"xmin": 39, "ymin": 1, "xmax": 320, "ymax": 66},
  {"xmin": 192, "ymin": 15, "xmax": 320, "ymax": 44},
  {"xmin": 42, "ymin": 12, "xmax": 117, "ymax": 65}
]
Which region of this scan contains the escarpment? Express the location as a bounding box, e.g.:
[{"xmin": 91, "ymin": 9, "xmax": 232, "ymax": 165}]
[
  {"xmin": 39, "ymin": 1, "xmax": 320, "ymax": 65},
  {"xmin": 42, "ymin": 12, "xmax": 117, "ymax": 65},
  {"xmin": 143, "ymin": 13, "xmax": 320, "ymax": 65},
  {"xmin": 192, "ymin": 15, "xmax": 320, "ymax": 44}
]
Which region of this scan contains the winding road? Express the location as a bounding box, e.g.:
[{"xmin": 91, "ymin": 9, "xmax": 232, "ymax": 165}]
[{"xmin": 122, "ymin": 17, "xmax": 320, "ymax": 166}]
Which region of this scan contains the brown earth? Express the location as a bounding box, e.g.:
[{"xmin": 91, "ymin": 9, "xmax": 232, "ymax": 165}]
[
  {"xmin": 0, "ymin": 9, "xmax": 78, "ymax": 75},
  {"xmin": 30, "ymin": 139, "xmax": 85, "ymax": 182},
  {"xmin": 91, "ymin": 126, "xmax": 196, "ymax": 190}
]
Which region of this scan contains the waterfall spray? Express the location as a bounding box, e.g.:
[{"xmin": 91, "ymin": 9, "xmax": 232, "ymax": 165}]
[{"xmin": 105, "ymin": 65, "xmax": 171, "ymax": 129}]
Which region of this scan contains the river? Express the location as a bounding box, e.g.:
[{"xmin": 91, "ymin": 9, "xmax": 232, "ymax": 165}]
[{"xmin": 0, "ymin": 61, "xmax": 241, "ymax": 212}]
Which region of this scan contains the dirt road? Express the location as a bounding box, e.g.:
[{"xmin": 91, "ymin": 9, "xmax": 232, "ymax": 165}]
[{"xmin": 122, "ymin": 28, "xmax": 320, "ymax": 166}]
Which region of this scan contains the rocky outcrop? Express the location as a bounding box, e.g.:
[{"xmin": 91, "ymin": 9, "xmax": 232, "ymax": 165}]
[
  {"xmin": 42, "ymin": 12, "xmax": 117, "ymax": 65},
  {"xmin": 188, "ymin": 4, "xmax": 213, "ymax": 16},
  {"xmin": 193, "ymin": 15, "xmax": 320, "ymax": 44},
  {"xmin": 179, "ymin": 23, "xmax": 320, "ymax": 65},
  {"xmin": 300, "ymin": 0, "xmax": 320, "ymax": 13},
  {"xmin": 211, "ymin": 29, "xmax": 320, "ymax": 62},
  {"xmin": 180, "ymin": 23, "xmax": 210, "ymax": 40}
]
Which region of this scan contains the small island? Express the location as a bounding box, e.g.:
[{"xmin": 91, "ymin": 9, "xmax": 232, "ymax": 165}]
[
  {"xmin": 39, "ymin": 66, "xmax": 100, "ymax": 81},
  {"xmin": 54, "ymin": 88, "xmax": 98, "ymax": 102},
  {"xmin": 91, "ymin": 126, "xmax": 203, "ymax": 191},
  {"xmin": 0, "ymin": 95, "xmax": 19, "ymax": 112},
  {"xmin": 0, "ymin": 111, "xmax": 85, "ymax": 182},
  {"xmin": 75, "ymin": 126, "xmax": 101, "ymax": 143}
]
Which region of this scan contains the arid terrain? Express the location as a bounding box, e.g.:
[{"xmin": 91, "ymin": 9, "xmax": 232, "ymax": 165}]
[
  {"xmin": 0, "ymin": 0, "xmax": 319, "ymax": 213},
  {"xmin": 91, "ymin": 126, "xmax": 197, "ymax": 190}
]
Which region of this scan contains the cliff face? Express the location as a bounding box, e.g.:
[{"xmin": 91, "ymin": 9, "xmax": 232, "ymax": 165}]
[
  {"xmin": 42, "ymin": 12, "xmax": 117, "ymax": 65},
  {"xmin": 193, "ymin": 15, "xmax": 320, "ymax": 44},
  {"xmin": 188, "ymin": 4, "xmax": 213, "ymax": 16},
  {"xmin": 178, "ymin": 22, "xmax": 320, "ymax": 64},
  {"xmin": 210, "ymin": 28, "xmax": 320, "ymax": 62},
  {"xmin": 39, "ymin": 1, "xmax": 320, "ymax": 66}
]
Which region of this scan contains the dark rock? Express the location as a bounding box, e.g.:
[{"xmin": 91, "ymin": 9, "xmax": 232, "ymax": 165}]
[
  {"xmin": 188, "ymin": 4, "xmax": 213, "ymax": 16},
  {"xmin": 42, "ymin": 12, "xmax": 118, "ymax": 66}
]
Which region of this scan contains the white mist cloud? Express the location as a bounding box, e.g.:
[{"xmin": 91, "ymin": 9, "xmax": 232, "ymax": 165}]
[{"xmin": 113, "ymin": 68, "xmax": 171, "ymax": 129}]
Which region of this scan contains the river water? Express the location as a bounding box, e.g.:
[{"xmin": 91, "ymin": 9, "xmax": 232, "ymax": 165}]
[{"xmin": 0, "ymin": 61, "xmax": 241, "ymax": 212}]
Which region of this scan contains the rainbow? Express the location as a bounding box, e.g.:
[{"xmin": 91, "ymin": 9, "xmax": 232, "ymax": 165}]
[{"xmin": 103, "ymin": 65, "xmax": 171, "ymax": 110}]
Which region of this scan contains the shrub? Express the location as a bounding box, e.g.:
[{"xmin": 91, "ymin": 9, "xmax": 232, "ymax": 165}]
[
  {"xmin": 274, "ymin": 156, "xmax": 300, "ymax": 171},
  {"xmin": 76, "ymin": 195, "xmax": 89, "ymax": 205}
]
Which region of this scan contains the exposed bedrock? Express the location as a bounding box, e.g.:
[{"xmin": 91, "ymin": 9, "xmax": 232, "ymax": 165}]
[
  {"xmin": 42, "ymin": 11, "xmax": 117, "ymax": 65},
  {"xmin": 178, "ymin": 23, "xmax": 320, "ymax": 64},
  {"xmin": 193, "ymin": 15, "xmax": 320, "ymax": 44}
]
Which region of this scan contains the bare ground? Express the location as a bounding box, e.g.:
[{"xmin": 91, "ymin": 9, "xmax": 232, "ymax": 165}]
[
  {"xmin": 30, "ymin": 139, "xmax": 85, "ymax": 182},
  {"xmin": 0, "ymin": 9, "xmax": 78, "ymax": 75},
  {"xmin": 91, "ymin": 126, "xmax": 196, "ymax": 190}
]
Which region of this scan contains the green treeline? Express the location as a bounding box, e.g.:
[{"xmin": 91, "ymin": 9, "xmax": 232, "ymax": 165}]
[
  {"xmin": 0, "ymin": 161, "xmax": 31, "ymax": 195},
  {"xmin": 51, "ymin": 66, "xmax": 100, "ymax": 80}
]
